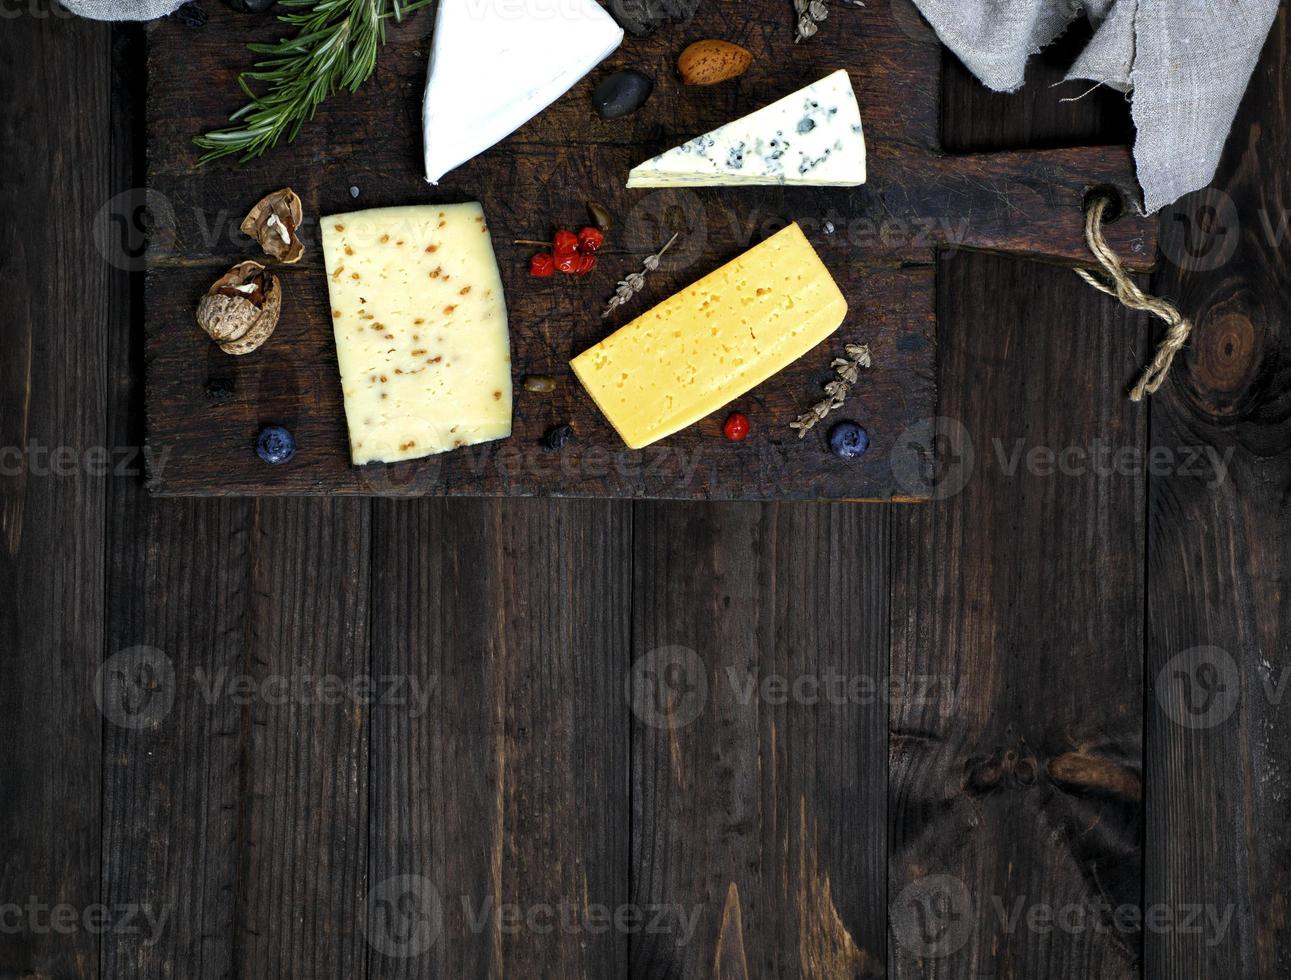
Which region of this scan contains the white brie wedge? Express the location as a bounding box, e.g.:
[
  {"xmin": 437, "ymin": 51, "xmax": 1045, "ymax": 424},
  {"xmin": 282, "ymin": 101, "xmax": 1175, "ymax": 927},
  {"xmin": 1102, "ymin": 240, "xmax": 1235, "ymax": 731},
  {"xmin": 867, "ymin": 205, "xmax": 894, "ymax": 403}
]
[
  {"xmin": 627, "ymin": 70, "xmax": 867, "ymax": 188},
  {"xmin": 423, "ymin": 0, "xmax": 624, "ymax": 184}
]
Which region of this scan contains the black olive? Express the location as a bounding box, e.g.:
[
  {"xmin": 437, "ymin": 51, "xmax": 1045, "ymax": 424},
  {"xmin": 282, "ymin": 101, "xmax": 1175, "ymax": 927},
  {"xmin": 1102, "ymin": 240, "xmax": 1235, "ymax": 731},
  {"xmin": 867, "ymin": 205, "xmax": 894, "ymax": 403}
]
[
  {"xmin": 592, "ymin": 70, "xmax": 654, "ymax": 120},
  {"xmin": 541, "ymin": 424, "xmax": 574, "ymax": 451},
  {"xmin": 222, "ymin": 0, "xmax": 279, "ymax": 13},
  {"xmin": 204, "ymin": 377, "xmax": 236, "ymax": 401},
  {"xmin": 172, "ymin": 1, "xmax": 208, "ymax": 25}
]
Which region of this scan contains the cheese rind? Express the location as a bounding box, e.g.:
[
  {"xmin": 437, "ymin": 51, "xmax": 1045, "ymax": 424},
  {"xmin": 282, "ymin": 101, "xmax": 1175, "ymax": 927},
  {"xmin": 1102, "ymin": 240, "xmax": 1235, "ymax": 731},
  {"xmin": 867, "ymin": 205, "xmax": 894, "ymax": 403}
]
[
  {"xmin": 571, "ymin": 223, "xmax": 846, "ymax": 449},
  {"xmin": 627, "ymin": 70, "xmax": 866, "ymax": 188},
  {"xmin": 423, "ymin": 0, "xmax": 624, "ymax": 184},
  {"xmin": 321, "ymin": 203, "xmax": 512, "ymax": 465}
]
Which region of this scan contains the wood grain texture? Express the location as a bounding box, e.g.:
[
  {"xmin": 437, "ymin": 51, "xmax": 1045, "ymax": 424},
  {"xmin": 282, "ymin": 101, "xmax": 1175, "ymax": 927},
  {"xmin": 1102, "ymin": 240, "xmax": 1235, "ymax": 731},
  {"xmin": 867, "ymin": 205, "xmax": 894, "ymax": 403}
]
[
  {"xmin": 234, "ymin": 499, "xmax": 372, "ymax": 979},
  {"xmin": 0, "ymin": 12, "xmax": 109, "ymax": 980},
  {"xmin": 141, "ymin": 0, "xmax": 1155, "ymax": 498},
  {"xmin": 888, "ymin": 252, "xmax": 1147, "ymax": 978},
  {"xmin": 629, "ymin": 503, "xmax": 888, "ymax": 978},
  {"xmin": 885, "ymin": 39, "xmax": 1154, "ymax": 978},
  {"xmin": 1144, "ymin": 9, "xmax": 1291, "ymax": 978},
  {"xmin": 367, "ymin": 498, "xmax": 631, "ymax": 976},
  {"xmin": 101, "ymin": 24, "xmax": 252, "ymax": 980}
]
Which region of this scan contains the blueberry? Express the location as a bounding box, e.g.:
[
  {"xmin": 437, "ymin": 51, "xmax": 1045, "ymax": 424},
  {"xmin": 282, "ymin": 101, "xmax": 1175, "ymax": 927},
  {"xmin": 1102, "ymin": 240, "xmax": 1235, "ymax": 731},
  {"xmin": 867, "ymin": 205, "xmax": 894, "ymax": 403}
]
[
  {"xmin": 828, "ymin": 421, "xmax": 869, "ymax": 460},
  {"xmin": 542, "ymin": 423, "xmax": 573, "ymax": 451},
  {"xmin": 256, "ymin": 425, "xmax": 296, "ymax": 464}
]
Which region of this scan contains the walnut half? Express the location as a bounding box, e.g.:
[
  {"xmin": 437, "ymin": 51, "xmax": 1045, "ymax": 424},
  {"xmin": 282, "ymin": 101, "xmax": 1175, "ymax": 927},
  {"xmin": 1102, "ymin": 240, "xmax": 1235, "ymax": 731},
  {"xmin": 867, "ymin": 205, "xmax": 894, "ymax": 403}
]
[
  {"xmin": 241, "ymin": 188, "xmax": 304, "ymax": 264},
  {"xmin": 195, "ymin": 260, "xmax": 282, "ymax": 355}
]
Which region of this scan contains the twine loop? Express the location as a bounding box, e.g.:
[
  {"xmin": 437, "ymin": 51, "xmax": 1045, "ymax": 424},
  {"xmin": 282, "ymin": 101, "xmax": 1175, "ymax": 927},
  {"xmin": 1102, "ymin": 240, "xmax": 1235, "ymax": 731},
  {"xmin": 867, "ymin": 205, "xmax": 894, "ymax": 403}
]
[{"xmin": 1077, "ymin": 194, "xmax": 1192, "ymax": 401}]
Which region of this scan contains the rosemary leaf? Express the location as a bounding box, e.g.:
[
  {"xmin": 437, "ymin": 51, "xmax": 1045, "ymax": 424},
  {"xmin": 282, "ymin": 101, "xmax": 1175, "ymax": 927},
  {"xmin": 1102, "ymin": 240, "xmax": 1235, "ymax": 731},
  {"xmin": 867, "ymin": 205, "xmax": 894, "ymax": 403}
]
[{"xmin": 195, "ymin": 0, "xmax": 430, "ymax": 164}]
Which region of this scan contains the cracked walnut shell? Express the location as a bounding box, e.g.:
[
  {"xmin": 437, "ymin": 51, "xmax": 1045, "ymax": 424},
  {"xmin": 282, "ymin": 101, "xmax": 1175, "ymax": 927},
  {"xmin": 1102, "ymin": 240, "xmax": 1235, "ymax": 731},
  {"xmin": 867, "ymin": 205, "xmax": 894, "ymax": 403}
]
[
  {"xmin": 195, "ymin": 260, "xmax": 281, "ymax": 355},
  {"xmin": 241, "ymin": 187, "xmax": 304, "ymax": 264}
]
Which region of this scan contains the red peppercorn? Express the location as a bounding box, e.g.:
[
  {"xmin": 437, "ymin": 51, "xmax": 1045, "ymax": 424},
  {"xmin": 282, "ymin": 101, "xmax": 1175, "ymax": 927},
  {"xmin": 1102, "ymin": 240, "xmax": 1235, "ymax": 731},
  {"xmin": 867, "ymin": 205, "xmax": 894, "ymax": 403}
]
[
  {"xmin": 552, "ymin": 229, "xmax": 579, "ymax": 255},
  {"xmin": 723, "ymin": 412, "xmax": 750, "ymax": 441},
  {"xmin": 529, "ymin": 253, "xmax": 555, "ymax": 278},
  {"xmin": 574, "ymin": 253, "xmax": 598, "ymax": 275},
  {"xmin": 577, "ymin": 226, "xmax": 606, "ymax": 253},
  {"xmin": 554, "ymin": 251, "xmax": 580, "ymax": 274}
]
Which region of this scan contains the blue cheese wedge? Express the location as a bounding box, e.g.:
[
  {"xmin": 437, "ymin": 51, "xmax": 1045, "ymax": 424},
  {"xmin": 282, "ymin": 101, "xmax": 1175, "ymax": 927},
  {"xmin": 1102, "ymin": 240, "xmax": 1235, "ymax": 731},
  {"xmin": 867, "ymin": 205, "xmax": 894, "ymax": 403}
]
[
  {"xmin": 423, "ymin": 0, "xmax": 623, "ymax": 184},
  {"xmin": 627, "ymin": 69, "xmax": 866, "ymax": 188},
  {"xmin": 321, "ymin": 204, "xmax": 512, "ymax": 465}
]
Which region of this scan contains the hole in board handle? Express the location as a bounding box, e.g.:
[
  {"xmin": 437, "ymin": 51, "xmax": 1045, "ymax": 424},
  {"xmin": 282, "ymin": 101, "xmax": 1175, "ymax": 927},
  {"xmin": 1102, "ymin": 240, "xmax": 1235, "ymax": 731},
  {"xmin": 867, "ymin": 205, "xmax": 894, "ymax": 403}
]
[{"xmin": 1083, "ymin": 185, "xmax": 1126, "ymax": 224}]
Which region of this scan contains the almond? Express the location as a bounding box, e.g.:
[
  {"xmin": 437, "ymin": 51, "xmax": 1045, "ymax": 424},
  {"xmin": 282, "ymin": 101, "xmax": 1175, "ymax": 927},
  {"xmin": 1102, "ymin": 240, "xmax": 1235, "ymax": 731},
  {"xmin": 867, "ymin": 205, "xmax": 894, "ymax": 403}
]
[{"xmin": 677, "ymin": 40, "xmax": 753, "ymax": 86}]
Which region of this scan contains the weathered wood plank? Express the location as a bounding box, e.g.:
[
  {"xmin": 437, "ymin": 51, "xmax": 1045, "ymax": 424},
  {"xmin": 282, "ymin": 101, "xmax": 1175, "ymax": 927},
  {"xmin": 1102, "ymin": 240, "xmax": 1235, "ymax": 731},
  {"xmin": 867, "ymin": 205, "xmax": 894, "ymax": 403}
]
[
  {"xmin": 234, "ymin": 498, "xmax": 372, "ymax": 980},
  {"xmin": 0, "ymin": 12, "xmax": 109, "ymax": 979},
  {"xmin": 888, "ymin": 252, "xmax": 1147, "ymax": 978},
  {"xmin": 1144, "ymin": 9, "xmax": 1291, "ymax": 978},
  {"xmin": 367, "ymin": 498, "xmax": 631, "ymax": 976},
  {"xmin": 629, "ymin": 502, "xmax": 889, "ymax": 978},
  {"xmin": 100, "ymin": 497, "xmax": 252, "ymax": 980},
  {"xmin": 100, "ymin": 23, "xmax": 255, "ymax": 980}
]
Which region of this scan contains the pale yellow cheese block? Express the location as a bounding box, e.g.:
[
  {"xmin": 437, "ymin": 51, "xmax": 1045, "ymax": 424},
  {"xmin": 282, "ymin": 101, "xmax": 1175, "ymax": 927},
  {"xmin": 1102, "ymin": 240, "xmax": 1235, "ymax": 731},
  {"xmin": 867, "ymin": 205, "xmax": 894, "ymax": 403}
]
[
  {"xmin": 571, "ymin": 223, "xmax": 846, "ymax": 449},
  {"xmin": 321, "ymin": 203, "xmax": 512, "ymax": 465}
]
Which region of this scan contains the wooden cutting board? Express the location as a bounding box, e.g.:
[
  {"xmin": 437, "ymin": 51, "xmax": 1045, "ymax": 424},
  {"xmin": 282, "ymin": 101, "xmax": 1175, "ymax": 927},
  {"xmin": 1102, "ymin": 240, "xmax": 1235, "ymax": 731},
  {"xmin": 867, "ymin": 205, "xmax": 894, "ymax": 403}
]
[{"xmin": 142, "ymin": 0, "xmax": 1156, "ymax": 499}]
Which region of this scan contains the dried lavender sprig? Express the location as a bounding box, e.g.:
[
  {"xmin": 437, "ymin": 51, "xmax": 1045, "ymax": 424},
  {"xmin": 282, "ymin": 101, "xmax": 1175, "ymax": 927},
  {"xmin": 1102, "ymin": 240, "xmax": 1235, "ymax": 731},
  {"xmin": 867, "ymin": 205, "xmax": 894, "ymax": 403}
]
[
  {"xmin": 601, "ymin": 233, "xmax": 680, "ymax": 318},
  {"xmin": 790, "ymin": 343, "xmax": 871, "ymax": 436},
  {"xmin": 794, "ymin": 0, "xmax": 863, "ymax": 42}
]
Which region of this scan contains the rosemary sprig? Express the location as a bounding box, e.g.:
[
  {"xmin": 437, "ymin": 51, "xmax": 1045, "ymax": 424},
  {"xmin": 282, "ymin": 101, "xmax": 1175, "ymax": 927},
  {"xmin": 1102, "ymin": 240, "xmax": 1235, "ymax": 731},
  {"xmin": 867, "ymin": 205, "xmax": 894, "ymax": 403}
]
[{"xmin": 195, "ymin": 0, "xmax": 430, "ymax": 163}]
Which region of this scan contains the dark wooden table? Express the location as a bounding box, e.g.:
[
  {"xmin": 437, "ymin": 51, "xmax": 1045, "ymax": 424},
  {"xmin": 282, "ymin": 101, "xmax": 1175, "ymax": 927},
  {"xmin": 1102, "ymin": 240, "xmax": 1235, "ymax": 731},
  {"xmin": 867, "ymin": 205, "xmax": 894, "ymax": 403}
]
[{"xmin": 2, "ymin": 5, "xmax": 1288, "ymax": 979}]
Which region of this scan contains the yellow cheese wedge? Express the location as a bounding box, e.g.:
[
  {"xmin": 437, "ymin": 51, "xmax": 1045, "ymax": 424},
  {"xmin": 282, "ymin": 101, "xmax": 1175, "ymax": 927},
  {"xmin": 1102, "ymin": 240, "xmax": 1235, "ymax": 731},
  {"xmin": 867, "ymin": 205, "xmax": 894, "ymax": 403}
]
[
  {"xmin": 321, "ymin": 203, "xmax": 512, "ymax": 465},
  {"xmin": 571, "ymin": 223, "xmax": 846, "ymax": 449}
]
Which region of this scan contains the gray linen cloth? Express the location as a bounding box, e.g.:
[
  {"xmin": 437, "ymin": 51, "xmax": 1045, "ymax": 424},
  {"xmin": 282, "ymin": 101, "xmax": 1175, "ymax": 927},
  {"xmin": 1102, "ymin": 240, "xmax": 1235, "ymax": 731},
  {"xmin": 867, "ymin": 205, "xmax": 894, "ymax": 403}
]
[
  {"xmin": 912, "ymin": 0, "xmax": 1280, "ymax": 213},
  {"xmin": 60, "ymin": 0, "xmax": 186, "ymax": 18}
]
